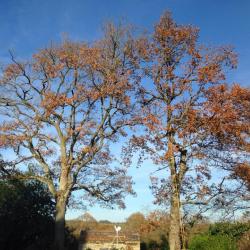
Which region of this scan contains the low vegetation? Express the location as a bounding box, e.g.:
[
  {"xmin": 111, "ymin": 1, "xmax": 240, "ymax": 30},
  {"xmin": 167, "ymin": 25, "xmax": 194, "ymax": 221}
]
[{"xmin": 67, "ymin": 212, "xmax": 250, "ymax": 250}]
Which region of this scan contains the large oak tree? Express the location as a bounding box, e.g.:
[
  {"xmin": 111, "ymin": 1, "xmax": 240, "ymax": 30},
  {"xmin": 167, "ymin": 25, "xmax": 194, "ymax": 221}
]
[
  {"xmin": 126, "ymin": 12, "xmax": 250, "ymax": 250},
  {"xmin": 0, "ymin": 24, "xmax": 139, "ymax": 249}
]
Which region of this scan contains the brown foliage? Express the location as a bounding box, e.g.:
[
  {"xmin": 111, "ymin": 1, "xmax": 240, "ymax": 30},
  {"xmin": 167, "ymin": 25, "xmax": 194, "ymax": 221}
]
[
  {"xmin": 125, "ymin": 211, "xmax": 170, "ymax": 247},
  {"xmin": 122, "ymin": 11, "xmax": 250, "ymax": 249},
  {"xmin": 234, "ymin": 163, "xmax": 250, "ymax": 191},
  {"xmin": 125, "ymin": 11, "xmax": 250, "ymax": 209},
  {"xmin": 0, "ymin": 24, "xmax": 141, "ymax": 248}
]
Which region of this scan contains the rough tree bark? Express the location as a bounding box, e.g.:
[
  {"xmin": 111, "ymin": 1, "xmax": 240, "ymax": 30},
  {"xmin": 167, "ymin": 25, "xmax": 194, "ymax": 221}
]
[
  {"xmin": 168, "ymin": 147, "xmax": 182, "ymax": 250},
  {"xmin": 54, "ymin": 196, "xmax": 67, "ymax": 250},
  {"xmin": 169, "ymin": 190, "xmax": 181, "ymax": 250}
]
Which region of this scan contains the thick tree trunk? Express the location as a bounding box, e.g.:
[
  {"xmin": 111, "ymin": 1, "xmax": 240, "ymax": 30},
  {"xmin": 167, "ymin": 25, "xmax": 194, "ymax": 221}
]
[
  {"xmin": 169, "ymin": 190, "xmax": 181, "ymax": 250},
  {"xmin": 54, "ymin": 197, "xmax": 67, "ymax": 250}
]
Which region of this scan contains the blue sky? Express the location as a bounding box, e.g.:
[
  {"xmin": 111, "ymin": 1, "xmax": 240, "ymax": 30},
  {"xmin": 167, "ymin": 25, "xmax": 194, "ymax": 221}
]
[{"xmin": 0, "ymin": 0, "xmax": 250, "ymax": 222}]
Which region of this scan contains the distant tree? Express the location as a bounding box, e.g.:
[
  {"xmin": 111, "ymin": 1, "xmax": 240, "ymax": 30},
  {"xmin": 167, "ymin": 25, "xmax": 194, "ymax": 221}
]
[
  {"xmin": 125, "ymin": 212, "xmax": 146, "ymax": 231},
  {"xmin": 78, "ymin": 212, "xmax": 97, "ymax": 223},
  {"xmin": 99, "ymin": 220, "xmax": 112, "ymax": 224},
  {"xmin": 0, "ymin": 178, "xmax": 54, "ymax": 250},
  {"xmin": 77, "ymin": 212, "xmax": 97, "ymax": 230},
  {"xmin": 126, "ymin": 211, "xmax": 170, "ymax": 250},
  {"xmin": 140, "ymin": 211, "xmax": 170, "ymax": 234},
  {"xmin": 125, "ymin": 11, "xmax": 250, "ymax": 250},
  {"xmin": 0, "ymin": 24, "xmax": 139, "ymax": 249}
]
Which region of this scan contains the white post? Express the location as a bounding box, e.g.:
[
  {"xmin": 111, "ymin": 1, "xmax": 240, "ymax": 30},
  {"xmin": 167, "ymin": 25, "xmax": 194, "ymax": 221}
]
[
  {"xmin": 114, "ymin": 225, "xmax": 121, "ymax": 249},
  {"xmin": 116, "ymin": 229, "xmax": 118, "ymax": 247}
]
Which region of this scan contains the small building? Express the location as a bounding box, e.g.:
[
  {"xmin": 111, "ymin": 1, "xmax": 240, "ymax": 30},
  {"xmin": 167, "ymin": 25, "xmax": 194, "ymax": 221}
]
[{"xmin": 79, "ymin": 230, "xmax": 140, "ymax": 250}]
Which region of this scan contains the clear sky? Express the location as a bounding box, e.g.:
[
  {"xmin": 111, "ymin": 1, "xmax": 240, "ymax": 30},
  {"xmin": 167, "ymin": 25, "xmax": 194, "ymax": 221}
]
[{"xmin": 0, "ymin": 0, "xmax": 250, "ymax": 222}]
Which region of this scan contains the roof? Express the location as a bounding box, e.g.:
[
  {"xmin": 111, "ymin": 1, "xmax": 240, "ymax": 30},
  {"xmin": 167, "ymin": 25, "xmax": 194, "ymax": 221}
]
[{"xmin": 80, "ymin": 230, "xmax": 140, "ymax": 243}]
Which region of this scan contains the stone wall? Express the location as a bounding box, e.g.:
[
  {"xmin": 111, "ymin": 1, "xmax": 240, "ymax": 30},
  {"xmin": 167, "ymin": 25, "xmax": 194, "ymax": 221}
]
[
  {"xmin": 79, "ymin": 241, "xmax": 140, "ymax": 250},
  {"xmin": 78, "ymin": 230, "xmax": 140, "ymax": 250}
]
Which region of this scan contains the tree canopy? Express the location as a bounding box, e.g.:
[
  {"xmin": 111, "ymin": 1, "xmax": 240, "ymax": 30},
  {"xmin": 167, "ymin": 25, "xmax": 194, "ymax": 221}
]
[
  {"xmin": 124, "ymin": 11, "xmax": 250, "ymax": 249},
  {"xmin": 0, "ymin": 24, "xmax": 141, "ymax": 249}
]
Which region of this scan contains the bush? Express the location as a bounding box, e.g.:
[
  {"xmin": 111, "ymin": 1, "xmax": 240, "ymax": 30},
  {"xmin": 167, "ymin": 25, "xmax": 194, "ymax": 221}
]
[
  {"xmin": 189, "ymin": 234, "xmax": 237, "ymax": 250},
  {"xmin": 209, "ymin": 222, "xmax": 250, "ymax": 240},
  {"xmin": 140, "ymin": 235, "xmax": 169, "ymax": 250},
  {"xmin": 0, "ymin": 179, "xmax": 55, "ymax": 250}
]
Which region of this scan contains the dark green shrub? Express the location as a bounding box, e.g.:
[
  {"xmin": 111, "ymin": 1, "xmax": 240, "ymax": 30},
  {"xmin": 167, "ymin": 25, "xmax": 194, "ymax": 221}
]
[
  {"xmin": 0, "ymin": 179, "xmax": 55, "ymax": 250},
  {"xmin": 209, "ymin": 222, "xmax": 250, "ymax": 240},
  {"xmin": 140, "ymin": 236, "xmax": 169, "ymax": 250},
  {"xmin": 160, "ymin": 235, "xmax": 169, "ymax": 250},
  {"xmin": 140, "ymin": 242, "xmax": 147, "ymax": 250},
  {"xmin": 189, "ymin": 234, "xmax": 237, "ymax": 250}
]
